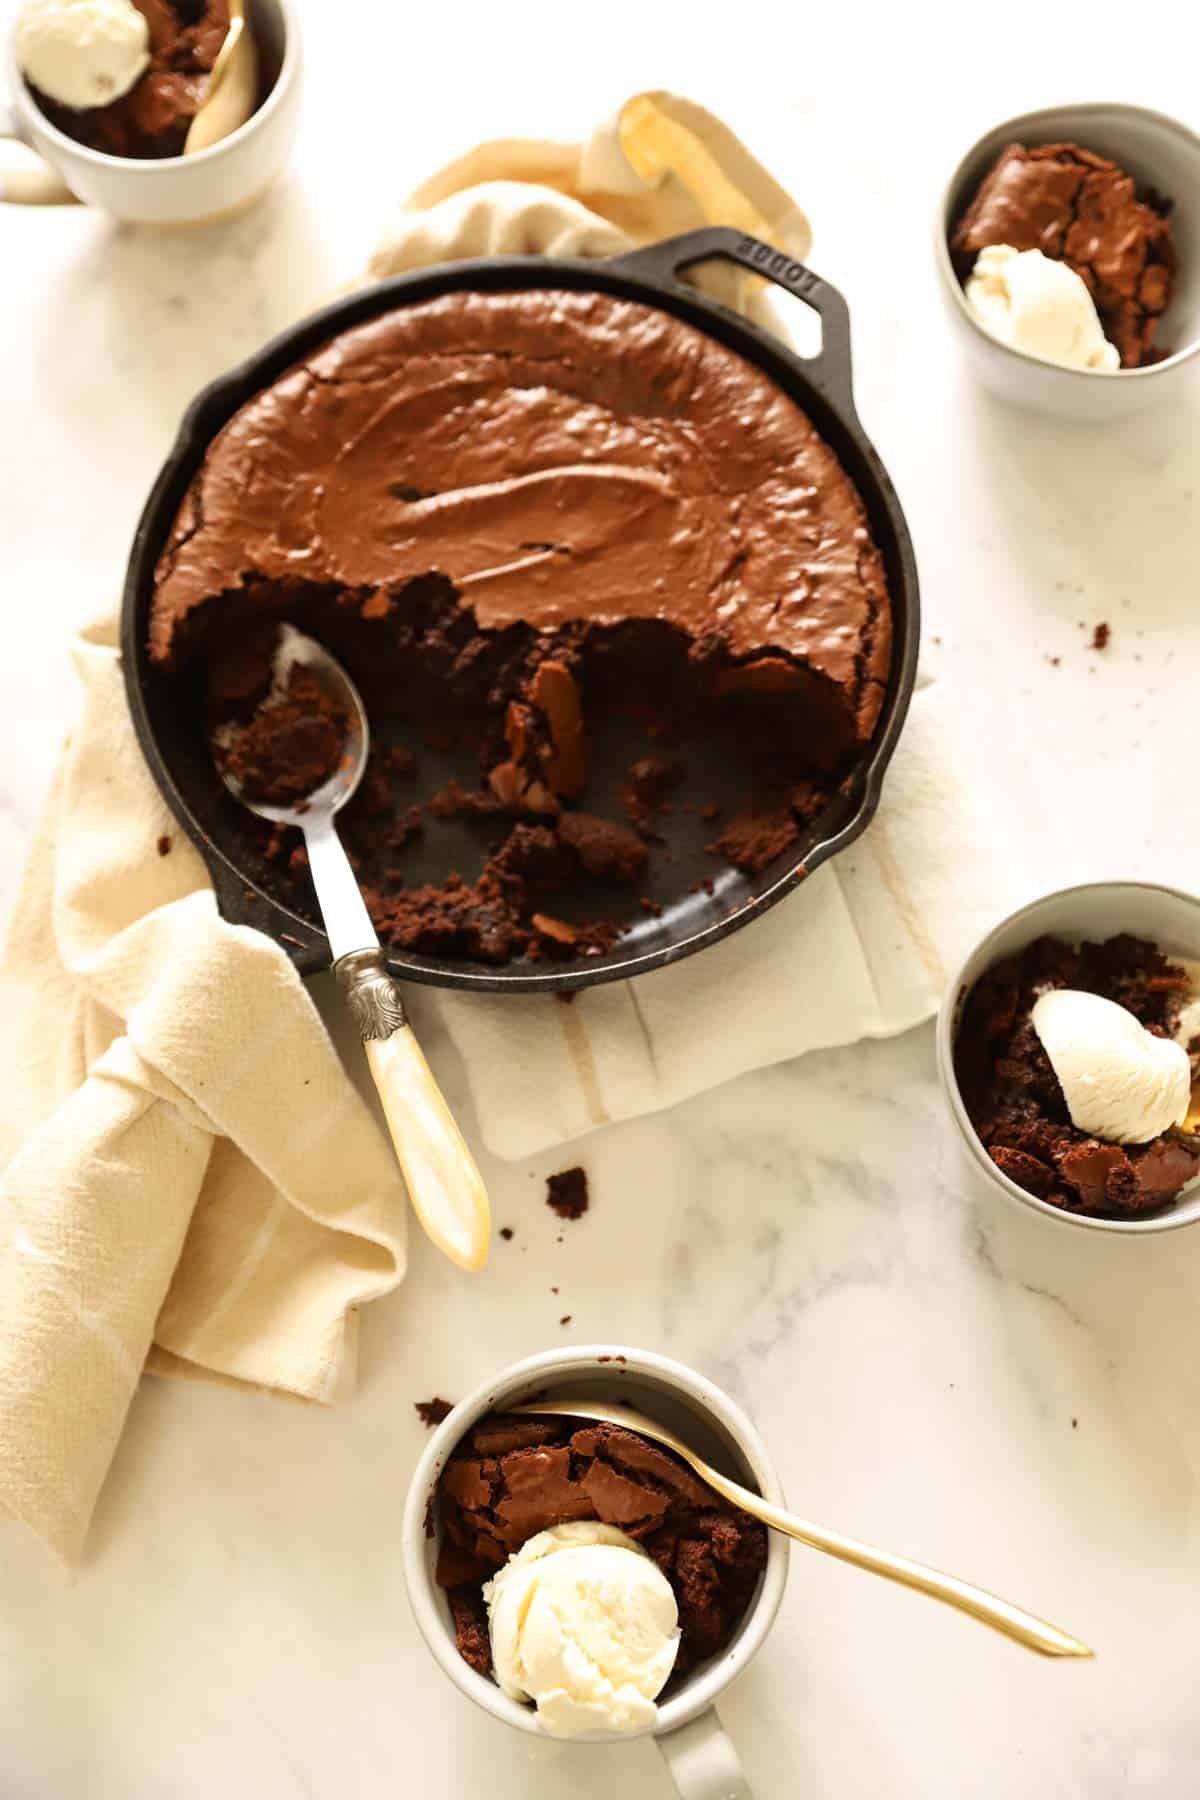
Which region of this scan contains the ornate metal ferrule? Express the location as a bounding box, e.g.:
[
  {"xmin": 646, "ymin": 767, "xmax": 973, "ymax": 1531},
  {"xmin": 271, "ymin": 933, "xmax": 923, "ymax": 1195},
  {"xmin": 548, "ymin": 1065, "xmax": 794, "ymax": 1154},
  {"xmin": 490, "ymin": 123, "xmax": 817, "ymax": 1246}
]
[{"xmin": 334, "ymin": 948, "xmax": 407, "ymax": 1042}]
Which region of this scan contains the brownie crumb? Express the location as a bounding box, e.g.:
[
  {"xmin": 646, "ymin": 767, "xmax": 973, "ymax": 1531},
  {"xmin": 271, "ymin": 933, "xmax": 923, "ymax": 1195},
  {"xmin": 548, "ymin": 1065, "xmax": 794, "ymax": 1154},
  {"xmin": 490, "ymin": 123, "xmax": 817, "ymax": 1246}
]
[
  {"xmin": 621, "ymin": 754, "xmax": 683, "ymax": 830},
  {"xmin": 428, "ymin": 778, "xmax": 502, "ymax": 819},
  {"xmin": 1091, "ymin": 622, "xmax": 1111, "ymax": 651},
  {"xmin": 546, "ymin": 1166, "xmax": 589, "ymax": 1221},
  {"xmin": 499, "ymin": 1227, "xmax": 514, "ymax": 1242},
  {"xmin": 156, "ymin": 834, "xmax": 172, "ymax": 857},
  {"xmin": 415, "ymin": 1398, "xmax": 454, "ymax": 1429},
  {"xmin": 559, "ymin": 1315, "xmax": 573, "ymax": 1326},
  {"xmin": 708, "ymin": 808, "xmax": 796, "ymax": 873},
  {"xmin": 557, "ymin": 811, "xmax": 648, "ymax": 883}
]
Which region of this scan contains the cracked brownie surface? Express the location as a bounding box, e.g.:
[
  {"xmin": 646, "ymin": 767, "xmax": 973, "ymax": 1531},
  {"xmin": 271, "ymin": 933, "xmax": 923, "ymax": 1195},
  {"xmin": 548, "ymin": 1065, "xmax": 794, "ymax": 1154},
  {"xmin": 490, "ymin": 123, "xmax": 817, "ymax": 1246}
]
[
  {"xmin": 434, "ymin": 1414, "xmax": 767, "ymax": 1679},
  {"xmin": 951, "ymin": 142, "xmax": 1176, "ymax": 367}
]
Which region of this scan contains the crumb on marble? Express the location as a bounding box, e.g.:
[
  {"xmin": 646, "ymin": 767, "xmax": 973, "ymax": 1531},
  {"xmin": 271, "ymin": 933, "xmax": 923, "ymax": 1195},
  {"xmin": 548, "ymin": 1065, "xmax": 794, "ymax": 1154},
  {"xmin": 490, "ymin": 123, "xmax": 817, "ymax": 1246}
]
[{"xmin": 546, "ymin": 1167, "xmax": 589, "ymax": 1221}]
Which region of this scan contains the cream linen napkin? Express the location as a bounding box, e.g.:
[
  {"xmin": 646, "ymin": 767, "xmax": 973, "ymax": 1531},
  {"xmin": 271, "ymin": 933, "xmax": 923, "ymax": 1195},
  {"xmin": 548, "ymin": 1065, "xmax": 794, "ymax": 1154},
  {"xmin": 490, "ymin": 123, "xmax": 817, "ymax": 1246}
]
[
  {"xmin": 0, "ymin": 625, "xmax": 409, "ymax": 1564},
  {"xmin": 0, "ymin": 93, "xmax": 995, "ymax": 1562}
]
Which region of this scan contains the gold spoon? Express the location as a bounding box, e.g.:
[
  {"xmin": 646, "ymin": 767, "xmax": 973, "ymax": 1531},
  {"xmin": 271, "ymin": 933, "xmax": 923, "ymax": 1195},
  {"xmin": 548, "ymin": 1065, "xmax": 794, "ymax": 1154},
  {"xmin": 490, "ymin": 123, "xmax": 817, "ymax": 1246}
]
[
  {"xmin": 183, "ymin": 0, "xmax": 259, "ymax": 157},
  {"xmin": 512, "ymin": 1399, "xmax": 1093, "ymax": 1659}
]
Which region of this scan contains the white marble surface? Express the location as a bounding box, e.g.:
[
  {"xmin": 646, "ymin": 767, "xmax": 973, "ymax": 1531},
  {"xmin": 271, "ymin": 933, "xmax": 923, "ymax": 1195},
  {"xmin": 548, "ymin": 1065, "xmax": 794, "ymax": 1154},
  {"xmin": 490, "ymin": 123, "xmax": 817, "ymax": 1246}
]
[{"xmin": 4, "ymin": 3, "xmax": 1200, "ymax": 1794}]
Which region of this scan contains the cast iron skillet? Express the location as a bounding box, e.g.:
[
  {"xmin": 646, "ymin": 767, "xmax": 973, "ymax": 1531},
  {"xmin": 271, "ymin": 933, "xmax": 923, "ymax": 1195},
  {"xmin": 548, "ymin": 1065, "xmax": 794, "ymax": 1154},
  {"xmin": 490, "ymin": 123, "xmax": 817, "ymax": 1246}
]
[{"xmin": 122, "ymin": 227, "xmax": 920, "ymax": 993}]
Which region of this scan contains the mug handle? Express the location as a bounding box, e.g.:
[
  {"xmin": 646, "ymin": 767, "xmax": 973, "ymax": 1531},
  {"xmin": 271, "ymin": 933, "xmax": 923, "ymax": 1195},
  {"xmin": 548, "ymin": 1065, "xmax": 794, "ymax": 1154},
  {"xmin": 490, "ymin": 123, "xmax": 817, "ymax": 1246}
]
[
  {"xmin": 0, "ymin": 94, "xmax": 78, "ymax": 203},
  {"xmin": 657, "ymin": 1707, "xmax": 754, "ymax": 1799}
]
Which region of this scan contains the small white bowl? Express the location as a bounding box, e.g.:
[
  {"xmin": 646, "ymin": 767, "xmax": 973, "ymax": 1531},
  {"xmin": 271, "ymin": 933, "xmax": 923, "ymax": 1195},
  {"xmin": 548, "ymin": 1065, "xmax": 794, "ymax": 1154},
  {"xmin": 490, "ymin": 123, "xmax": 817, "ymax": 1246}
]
[
  {"xmin": 936, "ymin": 881, "xmax": 1200, "ymax": 1236},
  {"xmin": 402, "ymin": 1345, "xmax": 788, "ymax": 1789},
  {"xmin": 936, "ymin": 103, "xmax": 1200, "ymax": 421}
]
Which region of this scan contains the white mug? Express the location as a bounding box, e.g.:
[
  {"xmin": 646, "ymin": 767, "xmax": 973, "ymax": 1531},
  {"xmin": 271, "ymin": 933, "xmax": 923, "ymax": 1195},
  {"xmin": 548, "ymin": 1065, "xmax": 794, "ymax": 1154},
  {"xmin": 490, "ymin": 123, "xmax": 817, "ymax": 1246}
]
[
  {"xmin": 0, "ymin": 0, "xmax": 301, "ymax": 223},
  {"xmin": 402, "ymin": 1344, "xmax": 790, "ymax": 1799}
]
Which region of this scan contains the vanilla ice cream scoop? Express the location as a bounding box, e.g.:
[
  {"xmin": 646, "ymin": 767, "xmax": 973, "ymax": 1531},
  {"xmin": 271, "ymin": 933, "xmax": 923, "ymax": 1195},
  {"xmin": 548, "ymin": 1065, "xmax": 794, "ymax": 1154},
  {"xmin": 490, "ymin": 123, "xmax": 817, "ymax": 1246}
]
[
  {"xmin": 483, "ymin": 1521, "xmax": 680, "ymax": 1738},
  {"xmin": 965, "ymin": 245, "xmax": 1120, "ymax": 373},
  {"xmin": 16, "ymin": 0, "xmax": 149, "ymax": 111},
  {"xmin": 1032, "ymin": 988, "xmax": 1191, "ymax": 1145}
]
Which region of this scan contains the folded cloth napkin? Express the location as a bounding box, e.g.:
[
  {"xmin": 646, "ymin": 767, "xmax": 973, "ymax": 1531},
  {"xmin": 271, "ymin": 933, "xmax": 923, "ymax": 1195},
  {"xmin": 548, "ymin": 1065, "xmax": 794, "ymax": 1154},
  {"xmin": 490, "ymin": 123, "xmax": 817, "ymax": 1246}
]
[
  {"xmin": 0, "ymin": 625, "xmax": 409, "ymax": 1565},
  {"xmin": 0, "ymin": 92, "xmax": 1001, "ymax": 1564}
]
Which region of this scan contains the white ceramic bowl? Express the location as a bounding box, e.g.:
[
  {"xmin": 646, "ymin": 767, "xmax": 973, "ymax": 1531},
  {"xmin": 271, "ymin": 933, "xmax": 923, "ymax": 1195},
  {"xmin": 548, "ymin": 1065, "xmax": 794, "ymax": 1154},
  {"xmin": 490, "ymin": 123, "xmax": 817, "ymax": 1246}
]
[
  {"xmin": 402, "ymin": 1345, "xmax": 789, "ymax": 1795},
  {"xmin": 1, "ymin": 0, "xmax": 301, "ymax": 223},
  {"xmin": 937, "ymin": 880, "xmax": 1200, "ymax": 1236},
  {"xmin": 936, "ymin": 103, "xmax": 1200, "ymax": 421}
]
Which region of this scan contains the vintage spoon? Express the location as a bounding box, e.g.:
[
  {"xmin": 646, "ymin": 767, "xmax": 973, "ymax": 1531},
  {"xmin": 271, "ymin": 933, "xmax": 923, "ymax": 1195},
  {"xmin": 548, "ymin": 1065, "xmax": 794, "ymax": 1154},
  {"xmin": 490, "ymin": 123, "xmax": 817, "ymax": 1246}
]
[
  {"xmin": 215, "ymin": 628, "xmax": 490, "ymax": 1272},
  {"xmin": 512, "ymin": 1399, "xmax": 1094, "ymax": 1659},
  {"xmin": 183, "ymin": 0, "xmax": 259, "ymax": 156}
]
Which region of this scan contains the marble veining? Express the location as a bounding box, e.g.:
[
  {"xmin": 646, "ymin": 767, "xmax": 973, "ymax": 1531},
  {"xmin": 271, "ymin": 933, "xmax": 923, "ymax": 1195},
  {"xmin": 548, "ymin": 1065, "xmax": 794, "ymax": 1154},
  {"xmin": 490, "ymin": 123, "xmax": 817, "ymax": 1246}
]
[{"xmin": 4, "ymin": 2, "xmax": 1200, "ymax": 1794}]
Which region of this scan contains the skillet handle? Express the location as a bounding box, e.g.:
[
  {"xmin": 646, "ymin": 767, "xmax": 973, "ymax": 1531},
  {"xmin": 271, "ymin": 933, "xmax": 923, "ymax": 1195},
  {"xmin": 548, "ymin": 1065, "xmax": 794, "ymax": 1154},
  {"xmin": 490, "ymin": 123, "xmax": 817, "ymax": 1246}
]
[{"xmin": 609, "ymin": 226, "xmax": 853, "ymax": 410}]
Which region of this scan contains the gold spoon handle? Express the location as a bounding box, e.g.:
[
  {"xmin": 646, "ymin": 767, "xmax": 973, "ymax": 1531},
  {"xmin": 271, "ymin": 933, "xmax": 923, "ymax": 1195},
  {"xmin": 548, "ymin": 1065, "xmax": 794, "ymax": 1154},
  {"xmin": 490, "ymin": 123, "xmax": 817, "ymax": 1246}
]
[{"xmin": 701, "ymin": 1465, "xmax": 1092, "ymax": 1659}]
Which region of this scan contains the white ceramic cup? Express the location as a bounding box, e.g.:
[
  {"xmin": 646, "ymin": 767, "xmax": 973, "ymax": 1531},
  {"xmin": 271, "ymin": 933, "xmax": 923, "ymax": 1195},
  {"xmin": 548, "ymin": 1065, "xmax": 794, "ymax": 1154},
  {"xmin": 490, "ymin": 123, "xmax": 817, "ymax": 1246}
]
[
  {"xmin": 402, "ymin": 1345, "xmax": 790, "ymax": 1799},
  {"xmin": 935, "ymin": 103, "xmax": 1200, "ymax": 421},
  {"xmin": 936, "ymin": 880, "xmax": 1200, "ymax": 1236},
  {"xmin": 0, "ymin": 0, "xmax": 300, "ymax": 223}
]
